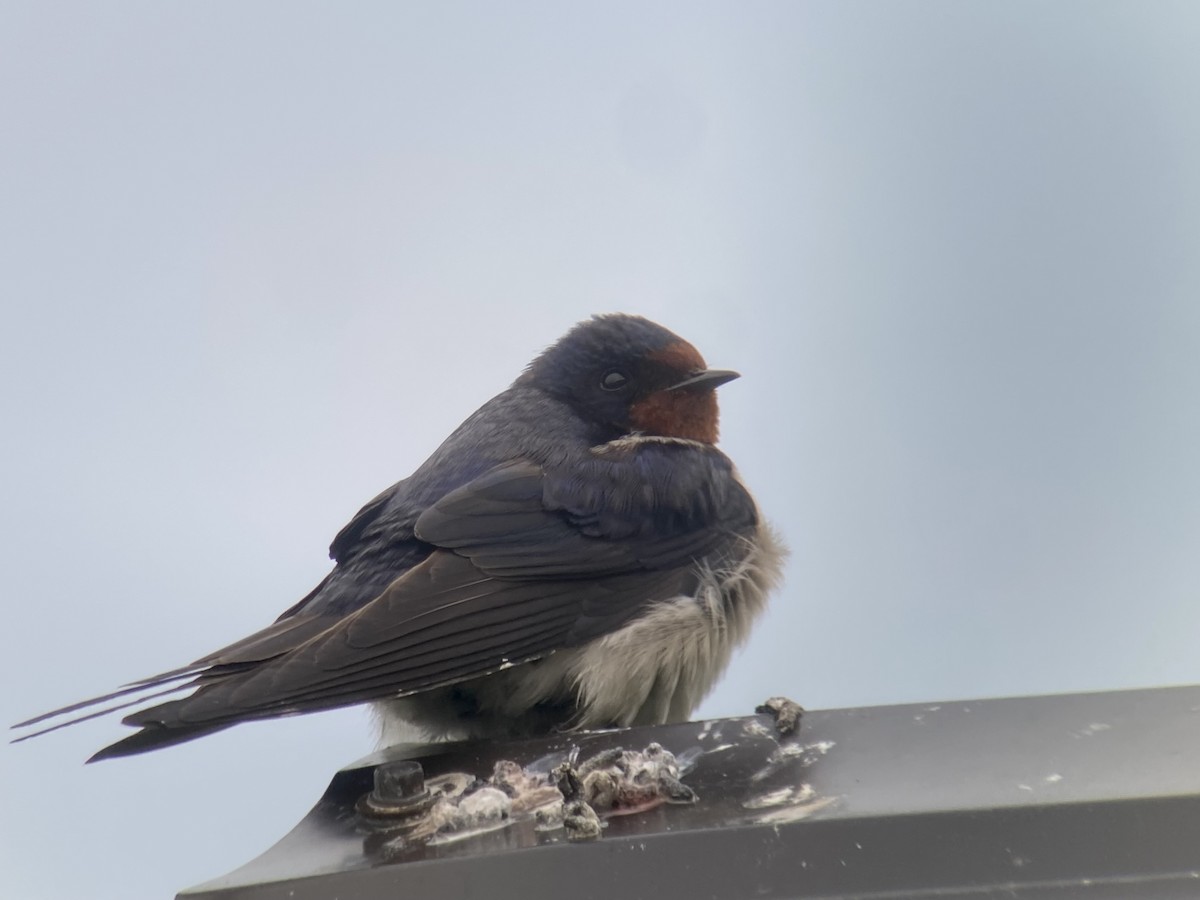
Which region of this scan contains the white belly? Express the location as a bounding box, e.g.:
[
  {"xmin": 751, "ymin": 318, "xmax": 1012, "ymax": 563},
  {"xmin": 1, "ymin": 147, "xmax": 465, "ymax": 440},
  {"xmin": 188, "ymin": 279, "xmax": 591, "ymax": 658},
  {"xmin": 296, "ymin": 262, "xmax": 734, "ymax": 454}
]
[{"xmin": 376, "ymin": 522, "xmax": 786, "ymax": 745}]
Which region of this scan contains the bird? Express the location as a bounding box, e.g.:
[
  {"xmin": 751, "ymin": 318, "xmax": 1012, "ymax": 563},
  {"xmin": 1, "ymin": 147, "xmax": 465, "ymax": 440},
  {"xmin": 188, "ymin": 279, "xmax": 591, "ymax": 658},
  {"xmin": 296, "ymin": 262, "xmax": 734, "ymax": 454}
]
[{"xmin": 13, "ymin": 313, "xmax": 785, "ymax": 762}]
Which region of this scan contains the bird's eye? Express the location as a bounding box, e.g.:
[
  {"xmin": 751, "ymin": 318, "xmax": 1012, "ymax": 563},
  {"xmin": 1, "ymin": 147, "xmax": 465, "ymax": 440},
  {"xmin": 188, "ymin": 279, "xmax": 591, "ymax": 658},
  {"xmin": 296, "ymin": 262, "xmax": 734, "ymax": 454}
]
[{"xmin": 600, "ymin": 370, "xmax": 630, "ymax": 391}]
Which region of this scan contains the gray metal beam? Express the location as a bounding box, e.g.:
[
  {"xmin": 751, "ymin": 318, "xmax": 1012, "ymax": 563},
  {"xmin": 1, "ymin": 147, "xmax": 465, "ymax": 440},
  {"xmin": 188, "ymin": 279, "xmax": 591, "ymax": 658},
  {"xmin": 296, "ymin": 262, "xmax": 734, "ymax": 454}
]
[{"xmin": 181, "ymin": 684, "xmax": 1200, "ymax": 899}]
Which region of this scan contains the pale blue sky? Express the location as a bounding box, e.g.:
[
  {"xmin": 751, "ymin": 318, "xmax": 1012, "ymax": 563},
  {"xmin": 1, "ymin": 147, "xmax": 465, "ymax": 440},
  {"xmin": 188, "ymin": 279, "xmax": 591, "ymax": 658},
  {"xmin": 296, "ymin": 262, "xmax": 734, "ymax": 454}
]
[{"xmin": 3, "ymin": 3, "xmax": 1199, "ymax": 898}]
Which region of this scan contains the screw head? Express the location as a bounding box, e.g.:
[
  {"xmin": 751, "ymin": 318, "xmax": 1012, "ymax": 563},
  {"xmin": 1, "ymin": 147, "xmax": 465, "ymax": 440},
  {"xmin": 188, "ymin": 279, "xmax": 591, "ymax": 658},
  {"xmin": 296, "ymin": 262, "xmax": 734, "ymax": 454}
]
[
  {"xmin": 358, "ymin": 759, "xmax": 437, "ymax": 823},
  {"xmin": 373, "ymin": 760, "xmax": 426, "ymax": 804}
]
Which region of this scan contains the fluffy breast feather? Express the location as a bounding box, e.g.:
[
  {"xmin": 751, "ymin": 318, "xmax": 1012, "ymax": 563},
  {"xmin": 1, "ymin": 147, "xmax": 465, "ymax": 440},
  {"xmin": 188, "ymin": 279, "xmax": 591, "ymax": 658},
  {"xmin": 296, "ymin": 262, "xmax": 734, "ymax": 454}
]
[{"xmin": 374, "ymin": 519, "xmax": 787, "ymax": 745}]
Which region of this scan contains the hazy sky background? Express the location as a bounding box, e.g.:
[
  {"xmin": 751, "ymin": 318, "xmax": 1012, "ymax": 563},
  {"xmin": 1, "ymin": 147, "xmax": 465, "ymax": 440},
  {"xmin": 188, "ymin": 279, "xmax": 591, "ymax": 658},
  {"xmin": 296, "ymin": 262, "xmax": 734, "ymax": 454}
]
[{"xmin": 3, "ymin": 3, "xmax": 1199, "ymax": 898}]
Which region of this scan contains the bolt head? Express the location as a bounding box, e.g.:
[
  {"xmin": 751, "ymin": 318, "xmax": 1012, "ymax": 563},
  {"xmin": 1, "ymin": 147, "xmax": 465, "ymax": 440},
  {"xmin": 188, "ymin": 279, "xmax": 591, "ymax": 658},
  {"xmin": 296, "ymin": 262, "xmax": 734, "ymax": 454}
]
[{"xmin": 373, "ymin": 760, "xmax": 426, "ymax": 804}]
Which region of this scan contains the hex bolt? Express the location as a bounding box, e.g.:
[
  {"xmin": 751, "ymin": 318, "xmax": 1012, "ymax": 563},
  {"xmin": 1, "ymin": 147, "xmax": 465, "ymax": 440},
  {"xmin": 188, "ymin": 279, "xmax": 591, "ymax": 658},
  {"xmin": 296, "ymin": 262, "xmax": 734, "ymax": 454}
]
[
  {"xmin": 374, "ymin": 760, "xmax": 426, "ymax": 804},
  {"xmin": 357, "ymin": 759, "xmax": 437, "ymax": 822}
]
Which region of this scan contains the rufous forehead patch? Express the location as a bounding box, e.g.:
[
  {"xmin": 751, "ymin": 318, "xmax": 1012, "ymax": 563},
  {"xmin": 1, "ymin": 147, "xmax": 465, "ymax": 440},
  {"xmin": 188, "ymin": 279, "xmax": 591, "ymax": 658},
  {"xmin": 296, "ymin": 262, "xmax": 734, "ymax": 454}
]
[{"xmin": 648, "ymin": 340, "xmax": 707, "ymax": 374}]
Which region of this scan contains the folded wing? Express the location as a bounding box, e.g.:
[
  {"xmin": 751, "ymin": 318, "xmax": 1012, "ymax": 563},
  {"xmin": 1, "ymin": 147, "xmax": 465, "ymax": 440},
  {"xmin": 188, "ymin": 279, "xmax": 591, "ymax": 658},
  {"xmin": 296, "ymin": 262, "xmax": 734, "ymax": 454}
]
[{"xmin": 14, "ymin": 441, "xmax": 757, "ymax": 760}]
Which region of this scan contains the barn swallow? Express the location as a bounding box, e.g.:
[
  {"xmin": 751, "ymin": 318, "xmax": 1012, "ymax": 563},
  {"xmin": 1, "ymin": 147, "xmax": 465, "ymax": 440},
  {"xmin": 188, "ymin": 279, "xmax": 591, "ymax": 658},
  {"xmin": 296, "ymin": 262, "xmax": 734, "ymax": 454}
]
[{"xmin": 14, "ymin": 314, "xmax": 785, "ymax": 761}]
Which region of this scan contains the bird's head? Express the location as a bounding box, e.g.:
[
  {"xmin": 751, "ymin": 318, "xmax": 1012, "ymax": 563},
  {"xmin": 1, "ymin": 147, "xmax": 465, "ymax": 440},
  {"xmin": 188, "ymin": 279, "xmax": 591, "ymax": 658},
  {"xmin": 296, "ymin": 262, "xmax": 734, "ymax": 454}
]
[{"xmin": 521, "ymin": 314, "xmax": 739, "ymax": 444}]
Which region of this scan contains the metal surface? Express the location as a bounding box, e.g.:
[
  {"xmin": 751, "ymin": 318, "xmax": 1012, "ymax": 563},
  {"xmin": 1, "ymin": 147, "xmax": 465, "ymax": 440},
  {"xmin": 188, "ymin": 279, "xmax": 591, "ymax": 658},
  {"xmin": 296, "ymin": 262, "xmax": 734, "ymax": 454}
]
[{"xmin": 180, "ymin": 685, "xmax": 1200, "ymax": 899}]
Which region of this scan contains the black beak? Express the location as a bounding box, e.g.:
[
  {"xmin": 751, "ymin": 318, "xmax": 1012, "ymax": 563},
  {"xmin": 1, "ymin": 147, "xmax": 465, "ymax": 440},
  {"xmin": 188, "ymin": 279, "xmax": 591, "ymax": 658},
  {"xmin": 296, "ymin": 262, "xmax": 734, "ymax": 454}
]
[{"xmin": 668, "ymin": 369, "xmax": 741, "ymax": 391}]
